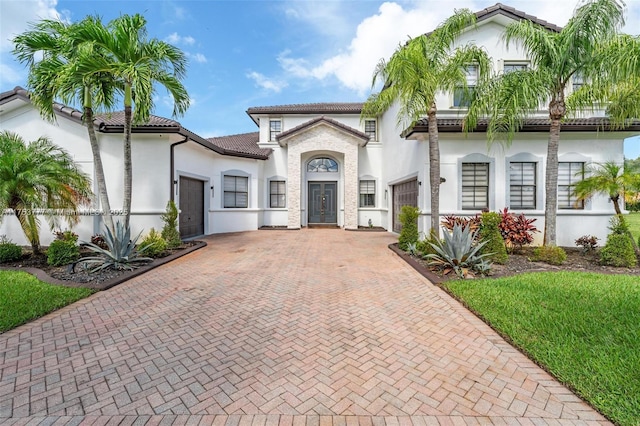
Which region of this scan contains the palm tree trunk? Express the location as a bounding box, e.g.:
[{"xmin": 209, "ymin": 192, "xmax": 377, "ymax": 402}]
[
  {"xmin": 84, "ymin": 103, "xmax": 115, "ymax": 235},
  {"xmin": 427, "ymin": 104, "xmax": 440, "ymax": 236},
  {"xmin": 14, "ymin": 208, "xmax": 41, "ymax": 255},
  {"xmin": 544, "ymin": 119, "xmax": 561, "ymax": 246},
  {"xmin": 123, "ymin": 85, "xmax": 133, "ymax": 229}
]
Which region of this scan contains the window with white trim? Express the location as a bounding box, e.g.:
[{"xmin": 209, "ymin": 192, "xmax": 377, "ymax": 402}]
[
  {"xmin": 270, "ymin": 180, "xmax": 286, "ymax": 208},
  {"xmin": 269, "ymin": 119, "xmax": 281, "ymax": 141},
  {"xmin": 558, "ymin": 162, "xmax": 585, "ymax": 209},
  {"xmin": 461, "ymin": 163, "xmax": 489, "ymax": 210},
  {"xmin": 364, "ymin": 119, "xmax": 377, "ymax": 141},
  {"xmin": 224, "ymin": 175, "xmax": 248, "ymax": 208},
  {"xmin": 503, "ymin": 62, "xmax": 528, "ymax": 73},
  {"xmin": 359, "ymin": 180, "xmax": 376, "ymax": 207},
  {"xmin": 509, "ymin": 162, "xmax": 536, "ymax": 209},
  {"xmin": 453, "ymin": 65, "xmax": 478, "ymax": 107}
]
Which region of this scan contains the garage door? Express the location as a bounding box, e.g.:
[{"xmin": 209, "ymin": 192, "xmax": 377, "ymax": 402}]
[
  {"xmin": 179, "ymin": 177, "xmax": 205, "ymax": 239},
  {"xmin": 392, "ymin": 179, "xmax": 418, "ymax": 233}
]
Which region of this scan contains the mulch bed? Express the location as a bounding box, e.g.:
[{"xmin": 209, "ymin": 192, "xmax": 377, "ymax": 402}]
[
  {"xmin": 390, "ymin": 243, "xmax": 640, "ymax": 284},
  {"xmin": 0, "ymin": 241, "xmax": 206, "ymax": 291}
]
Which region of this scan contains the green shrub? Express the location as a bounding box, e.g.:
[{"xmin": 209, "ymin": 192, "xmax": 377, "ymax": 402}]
[
  {"xmin": 416, "ymin": 235, "xmax": 439, "ymax": 257},
  {"xmin": 47, "ymin": 239, "xmax": 79, "ymax": 266},
  {"xmin": 53, "ymin": 229, "xmax": 78, "ymax": 243},
  {"xmin": 0, "ymin": 236, "xmax": 22, "ymax": 263},
  {"xmin": 479, "ymin": 212, "xmax": 508, "ymax": 264},
  {"xmin": 398, "ymin": 205, "xmax": 420, "ymax": 251},
  {"xmin": 161, "ymin": 200, "xmax": 182, "ymax": 249},
  {"xmin": 609, "ymin": 214, "xmax": 629, "ymax": 235},
  {"xmin": 532, "ymin": 245, "xmax": 567, "ymax": 265},
  {"xmin": 139, "ymin": 228, "xmax": 167, "ymax": 258},
  {"xmin": 600, "ymin": 233, "xmax": 637, "ymax": 267}
]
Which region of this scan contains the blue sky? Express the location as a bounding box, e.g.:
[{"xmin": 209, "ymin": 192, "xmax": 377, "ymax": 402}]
[{"xmin": 1, "ymin": 0, "xmax": 639, "ymax": 158}]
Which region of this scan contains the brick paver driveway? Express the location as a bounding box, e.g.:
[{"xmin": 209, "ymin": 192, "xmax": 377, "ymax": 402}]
[{"xmin": 1, "ymin": 230, "xmax": 609, "ymax": 425}]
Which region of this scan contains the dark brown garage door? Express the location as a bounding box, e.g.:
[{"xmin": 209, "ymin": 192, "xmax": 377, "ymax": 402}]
[
  {"xmin": 179, "ymin": 177, "xmax": 205, "ymax": 239},
  {"xmin": 392, "ymin": 179, "xmax": 418, "ymax": 233}
]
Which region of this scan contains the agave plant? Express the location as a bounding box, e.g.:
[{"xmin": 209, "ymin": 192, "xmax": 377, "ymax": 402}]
[
  {"xmin": 81, "ymin": 221, "xmax": 152, "ymax": 272},
  {"xmin": 425, "ymin": 224, "xmax": 493, "ymax": 278}
]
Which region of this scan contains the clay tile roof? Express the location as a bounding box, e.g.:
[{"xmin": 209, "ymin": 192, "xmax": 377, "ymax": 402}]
[
  {"xmin": 95, "ymin": 111, "xmax": 180, "ymax": 128},
  {"xmin": 247, "ymin": 102, "xmax": 364, "ymax": 115},
  {"xmin": 403, "ymin": 117, "xmax": 640, "ymax": 138},
  {"xmin": 208, "ymin": 132, "xmax": 272, "ymax": 158},
  {"xmin": 475, "ymin": 3, "xmax": 562, "ymax": 32}
]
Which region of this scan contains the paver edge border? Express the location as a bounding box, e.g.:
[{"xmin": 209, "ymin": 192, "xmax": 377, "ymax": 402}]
[
  {"xmin": 388, "ymin": 243, "xmax": 444, "ymax": 284},
  {"xmin": 0, "ymin": 240, "xmax": 207, "ymax": 291}
]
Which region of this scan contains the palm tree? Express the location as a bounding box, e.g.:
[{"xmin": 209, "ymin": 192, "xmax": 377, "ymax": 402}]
[
  {"xmin": 362, "ymin": 10, "xmax": 491, "ymax": 234},
  {"xmin": 73, "ymin": 14, "xmax": 190, "ymax": 228},
  {"xmin": 12, "ymin": 18, "xmax": 119, "ymax": 234},
  {"xmin": 573, "ymin": 161, "xmax": 640, "ymax": 256},
  {"xmin": 466, "ymin": 0, "xmax": 628, "ymax": 246},
  {"xmin": 0, "ymin": 131, "xmax": 92, "ymax": 254}
]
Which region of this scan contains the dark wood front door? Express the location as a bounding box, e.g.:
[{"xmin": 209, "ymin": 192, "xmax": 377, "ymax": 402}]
[
  {"xmin": 179, "ymin": 177, "xmax": 204, "ymax": 238},
  {"xmin": 308, "ymin": 182, "xmax": 337, "ymax": 224},
  {"xmin": 392, "ymin": 179, "xmax": 418, "ymax": 233}
]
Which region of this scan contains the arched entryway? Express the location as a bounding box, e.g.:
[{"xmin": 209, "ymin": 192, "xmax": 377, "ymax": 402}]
[{"xmin": 306, "ymin": 156, "xmax": 340, "ymax": 225}]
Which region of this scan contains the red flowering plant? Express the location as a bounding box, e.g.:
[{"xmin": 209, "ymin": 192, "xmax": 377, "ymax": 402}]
[{"xmin": 498, "ymin": 207, "xmax": 539, "ymax": 253}]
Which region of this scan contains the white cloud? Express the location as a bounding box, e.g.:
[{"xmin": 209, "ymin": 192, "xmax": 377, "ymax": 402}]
[
  {"xmin": 165, "ymin": 32, "xmax": 195, "ymax": 46},
  {"xmin": 186, "ymin": 52, "xmax": 207, "ymax": 64},
  {"xmin": 273, "ymin": 0, "xmax": 639, "ymax": 96},
  {"xmin": 0, "ymin": 0, "xmax": 65, "ymax": 53},
  {"xmin": 281, "ymin": 1, "xmax": 355, "ymax": 41},
  {"xmin": 246, "ymin": 71, "xmax": 288, "ymax": 93}
]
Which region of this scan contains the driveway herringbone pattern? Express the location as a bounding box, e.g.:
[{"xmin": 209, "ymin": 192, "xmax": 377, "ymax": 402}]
[{"xmin": 0, "ymin": 230, "xmax": 609, "ymax": 425}]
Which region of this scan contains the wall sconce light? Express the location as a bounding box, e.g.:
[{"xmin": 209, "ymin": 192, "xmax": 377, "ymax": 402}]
[
  {"xmin": 384, "ymin": 189, "xmax": 388, "ymax": 199},
  {"xmin": 211, "ymin": 186, "xmax": 214, "ymax": 197},
  {"xmin": 173, "ymin": 179, "xmax": 178, "ymax": 196},
  {"xmin": 418, "ymin": 181, "xmax": 422, "ymax": 186},
  {"xmin": 440, "ymin": 177, "xmax": 446, "ymax": 183}
]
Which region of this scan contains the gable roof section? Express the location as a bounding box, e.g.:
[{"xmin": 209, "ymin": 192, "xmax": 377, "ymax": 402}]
[
  {"xmin": 474, "ymin": 3, "xmax": 562, "ymax": 32},
  {"xmin": 0, "ymin": 86, "xmax": 270, "ymax": 160},
  {"xmin": 276, "ymin": 116, "xmax": 370, "ymax": 147},
  {"xmin": 403, "ymin": 117, "xmax": 640, "ymax": 139},
  {"xmin": 207, "ymin": 132, "xmax": 272, "ymax": 158}
]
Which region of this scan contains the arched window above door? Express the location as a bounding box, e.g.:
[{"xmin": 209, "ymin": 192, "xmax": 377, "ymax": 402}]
[{"xmin": 307, "ymin": 158, "xmax": 338, "ymax": 172}]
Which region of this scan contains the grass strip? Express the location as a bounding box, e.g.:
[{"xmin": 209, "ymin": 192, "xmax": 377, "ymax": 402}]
[
  {"xmin": 0, "ymin": 270, "xmax": 93, "ymax": 333},
  {"xmin": 444, "ymin": 272, "xmax": 640, "ymax": 425}
]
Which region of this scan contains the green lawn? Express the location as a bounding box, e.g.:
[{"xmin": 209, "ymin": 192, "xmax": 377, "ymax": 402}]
[
  {"xmin": 0, "ymin": 271, "xmax": 93, "ymax": 333},
  {"xmin": 444, "ymin": 272, "xmax": 640, "ymax": 426},
  {"xmin": 627, "ymin": 212, "xmax": 640, "ymax": 242}
]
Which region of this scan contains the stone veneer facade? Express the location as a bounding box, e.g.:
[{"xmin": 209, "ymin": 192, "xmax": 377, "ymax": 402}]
[{"xmin": 282, "ymin": 122, "xmax": 363, "ymax": 230}]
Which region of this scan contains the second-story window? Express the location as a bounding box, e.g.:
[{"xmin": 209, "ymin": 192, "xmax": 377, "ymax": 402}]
[
  {"xmin": 364, "ymin": 119, "xmax": 377, "ymax": 141},
  {"xmin": 572, "ymin": 72, "xmax": 585, "ymax": 92},
  {"xmin": 269, "ymin": 119, "xmax": 281, "ymax": 141},
  {"xmin": 453, "ymin": 65, "xmax": 478, "ymax": 107}
]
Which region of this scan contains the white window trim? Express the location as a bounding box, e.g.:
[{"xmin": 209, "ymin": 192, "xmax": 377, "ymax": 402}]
[
  {"xmin": 359, "ymin": 176, "xmax": 377, "ymax": 208},
  {"xmin": 364, "ymin": 119, "xmax": 378, "ymax": 142},
  {"xmin": 505, "ymin": 153, "xmax": 543, "ymax": 211},
  {"xmin": 267, "ymin": 176, "xmax": 287, "ymax": 209},
  {"xmin": 269, "ymin": 118, "xmax": 282, "ymax": 142},
  {"xmin": 458, "ymin": 154, "xmax": 495, "ymax": 211},
  {"xmin": 222, "ymin": 169, "xmax": 250, "ymax": 209}
]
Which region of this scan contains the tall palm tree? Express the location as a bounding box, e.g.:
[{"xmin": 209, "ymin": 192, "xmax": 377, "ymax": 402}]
[
  {"xmin": 362, "ymin": 10, "xmax": 491, "ymax": 234},
  {"xmin": 573, "ymin": 161, "xmax": 640, "ymax": 256},
  {"xmin": 12, "ymin": 18, "xmax": 119, "ymax": 234},
  {"xmin": 466, "ymin": 0, "xmax": 628, "ymax": 246},
  {"xmin": 0, "ymin": 131, "xmax": 92, "ymax": 254},
  {"xmin": 73, "ymin": 14, "xmax": 190, "ymax": 228}
]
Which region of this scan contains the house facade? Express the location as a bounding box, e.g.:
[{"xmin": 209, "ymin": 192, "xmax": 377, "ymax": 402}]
[{"xmin": 1, "ymin": 3, "xmax": 638, "ymax": 247}]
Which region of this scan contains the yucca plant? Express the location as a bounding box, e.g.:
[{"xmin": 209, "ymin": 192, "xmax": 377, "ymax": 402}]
[
  {"xmin": 81, "ymin": 221, "xmax": 152, "ymax": 272},
  {"xmin": 425, "ymin": 224, "xmax": 493, "ymax": 278}
]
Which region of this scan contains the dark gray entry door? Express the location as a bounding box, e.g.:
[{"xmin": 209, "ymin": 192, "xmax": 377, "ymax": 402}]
[
  {"xmin": 179, "ymin": 177, "xmax": 204, "ymax": 238},
  {"xmin": 308, "ymin": 182, "xmax": 337, "ymax": 224}
]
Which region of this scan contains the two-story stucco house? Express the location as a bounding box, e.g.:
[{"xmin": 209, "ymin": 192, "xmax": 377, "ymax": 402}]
[{"xmin": 1, "ymin": 3, "xmax": 638, "ymax": 247}]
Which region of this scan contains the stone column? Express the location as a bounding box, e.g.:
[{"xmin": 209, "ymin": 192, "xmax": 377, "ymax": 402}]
[
  {"xmin": 287, "ymin": 150, "xmax": 301, "ymax": 229},
  {"xmin": 343, "ymin": 145, "xmax": 358, "ymax": 230}
]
